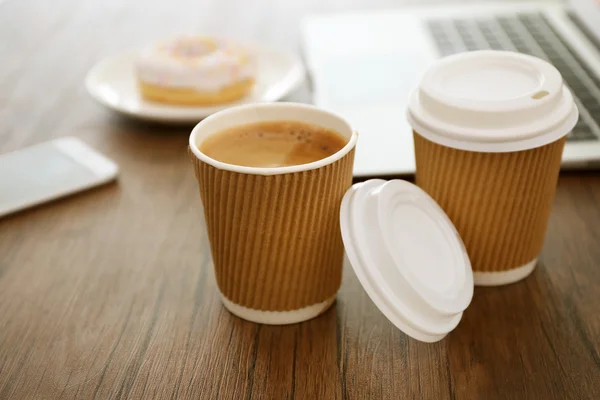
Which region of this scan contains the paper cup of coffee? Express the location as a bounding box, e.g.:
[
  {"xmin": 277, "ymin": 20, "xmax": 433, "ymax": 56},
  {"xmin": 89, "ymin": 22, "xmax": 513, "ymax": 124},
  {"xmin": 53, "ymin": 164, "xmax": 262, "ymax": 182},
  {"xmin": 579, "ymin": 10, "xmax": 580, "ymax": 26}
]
[
  {"xmin": 188, "ymin": 103, "xmax": 357, "ymax": 324},
  {"xmin": 408, "ymin": 51, "xmax": 578, "ymax": 286}
]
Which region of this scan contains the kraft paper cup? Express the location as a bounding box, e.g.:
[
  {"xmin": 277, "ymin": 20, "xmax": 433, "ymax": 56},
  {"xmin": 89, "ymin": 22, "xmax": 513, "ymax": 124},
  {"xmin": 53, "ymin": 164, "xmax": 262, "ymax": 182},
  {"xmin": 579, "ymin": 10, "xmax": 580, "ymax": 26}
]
[
  {"xmin": 407, "ymin": 51, "xmax": 578, "ymax": 286},
  {"xmin": 189, "ymin": 103, "xmax": 357, "ymax": 324}
]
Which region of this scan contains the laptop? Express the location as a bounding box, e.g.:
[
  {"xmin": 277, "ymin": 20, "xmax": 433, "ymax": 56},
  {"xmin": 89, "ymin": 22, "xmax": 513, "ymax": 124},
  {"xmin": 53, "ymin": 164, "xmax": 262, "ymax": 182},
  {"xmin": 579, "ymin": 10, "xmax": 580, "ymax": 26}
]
[{"xmin": 301, "ymin": 0, "xmax": 600, "ymax": 177}]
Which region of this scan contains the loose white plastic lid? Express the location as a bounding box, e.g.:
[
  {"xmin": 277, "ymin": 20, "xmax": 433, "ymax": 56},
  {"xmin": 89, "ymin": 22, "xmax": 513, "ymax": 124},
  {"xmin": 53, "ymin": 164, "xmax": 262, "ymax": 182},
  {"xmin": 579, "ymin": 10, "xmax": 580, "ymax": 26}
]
[
  {"xmin": 407, "ymin": 50, "xmax": 579, "ymax": 153},
  {"xmin": 340, "ymin": 179, "xmax": 474, "ymax": 343}
]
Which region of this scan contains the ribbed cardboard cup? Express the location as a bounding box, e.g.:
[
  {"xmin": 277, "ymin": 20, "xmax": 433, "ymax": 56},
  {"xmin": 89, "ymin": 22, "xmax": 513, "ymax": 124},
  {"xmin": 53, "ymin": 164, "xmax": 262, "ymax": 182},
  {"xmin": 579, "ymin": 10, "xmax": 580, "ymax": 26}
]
[
  {"xmin": 408, "ymin": 51, "xmax": 578, "ymax": 286},
  {"xmin": 189, "ymin": 103, "xmax": 357, "ymax": 324},
  {"xmin": 413, "ymin": 132, "xmax": 566, "ymax": 284}
]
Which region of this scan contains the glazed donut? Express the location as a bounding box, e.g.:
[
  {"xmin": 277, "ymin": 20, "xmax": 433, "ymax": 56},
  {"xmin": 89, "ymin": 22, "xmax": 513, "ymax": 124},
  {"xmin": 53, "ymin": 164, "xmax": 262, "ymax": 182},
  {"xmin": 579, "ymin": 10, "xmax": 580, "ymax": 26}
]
[{"xmin": 135, "ymin": 36, "xmax": 255, "ymax": 105}]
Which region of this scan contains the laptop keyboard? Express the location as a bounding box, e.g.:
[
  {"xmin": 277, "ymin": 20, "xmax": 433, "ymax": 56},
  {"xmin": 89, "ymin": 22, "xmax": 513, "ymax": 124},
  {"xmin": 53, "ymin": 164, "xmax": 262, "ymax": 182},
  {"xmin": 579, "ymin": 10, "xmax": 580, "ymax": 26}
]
[{"xmin": 428, "ymin": 13, "xmax": 600, "ymax": 142}]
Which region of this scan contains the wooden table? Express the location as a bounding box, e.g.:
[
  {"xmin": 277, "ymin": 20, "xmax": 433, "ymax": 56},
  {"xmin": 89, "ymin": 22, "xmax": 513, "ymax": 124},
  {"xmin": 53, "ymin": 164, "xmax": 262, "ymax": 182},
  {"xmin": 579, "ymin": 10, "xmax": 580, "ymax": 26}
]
[{"xmin": 1, "ymin": 0, "xmax": 599, "ymax": 398}]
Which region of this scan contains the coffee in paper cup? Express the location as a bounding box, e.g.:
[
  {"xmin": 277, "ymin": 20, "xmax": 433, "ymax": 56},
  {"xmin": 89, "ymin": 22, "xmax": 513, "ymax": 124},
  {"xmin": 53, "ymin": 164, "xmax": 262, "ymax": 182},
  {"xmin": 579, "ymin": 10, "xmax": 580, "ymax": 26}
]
[{"xmin": 189, "ymin": 103, "xmax": 357, "ymax": 323}]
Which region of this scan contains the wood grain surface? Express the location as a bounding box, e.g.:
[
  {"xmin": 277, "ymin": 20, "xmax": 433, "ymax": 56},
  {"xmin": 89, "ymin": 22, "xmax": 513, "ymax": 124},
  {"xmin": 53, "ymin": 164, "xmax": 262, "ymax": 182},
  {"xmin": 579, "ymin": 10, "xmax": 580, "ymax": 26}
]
[{"xmin": 0, "ymin": 0, "xmax": 599, "ymax": 399}]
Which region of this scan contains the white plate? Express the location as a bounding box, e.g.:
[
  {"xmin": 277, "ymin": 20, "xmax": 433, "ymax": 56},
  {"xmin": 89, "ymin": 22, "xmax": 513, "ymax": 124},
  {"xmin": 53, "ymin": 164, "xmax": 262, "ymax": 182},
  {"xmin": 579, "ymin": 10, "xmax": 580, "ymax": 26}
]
[{"xmin": 85, "ymin": 46, "xmax": 305, "ymax": 123}]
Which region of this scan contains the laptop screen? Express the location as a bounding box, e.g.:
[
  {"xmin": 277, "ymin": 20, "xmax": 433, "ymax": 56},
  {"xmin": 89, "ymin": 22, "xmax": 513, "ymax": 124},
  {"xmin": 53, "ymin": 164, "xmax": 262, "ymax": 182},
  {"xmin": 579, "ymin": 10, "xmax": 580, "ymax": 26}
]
[{"xmin": 571, "ymin": 0, "xmax": 600, "ymax": 43}]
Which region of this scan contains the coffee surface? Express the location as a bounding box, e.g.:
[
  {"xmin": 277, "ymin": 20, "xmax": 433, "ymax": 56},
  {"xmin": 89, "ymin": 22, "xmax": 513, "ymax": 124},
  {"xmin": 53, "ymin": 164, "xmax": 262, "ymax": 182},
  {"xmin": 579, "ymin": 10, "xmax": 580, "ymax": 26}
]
[{"xmin": 199, "ymin": 121, "xmax": 347, "ymax": 168}]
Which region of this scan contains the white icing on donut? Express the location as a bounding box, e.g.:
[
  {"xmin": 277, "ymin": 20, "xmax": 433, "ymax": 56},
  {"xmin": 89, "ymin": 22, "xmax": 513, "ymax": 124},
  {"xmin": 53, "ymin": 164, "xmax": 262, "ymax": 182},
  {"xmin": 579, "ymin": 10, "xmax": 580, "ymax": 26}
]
[{"xmin": 135, "ymin": 36, "xmax": 255, "ymax": 91}]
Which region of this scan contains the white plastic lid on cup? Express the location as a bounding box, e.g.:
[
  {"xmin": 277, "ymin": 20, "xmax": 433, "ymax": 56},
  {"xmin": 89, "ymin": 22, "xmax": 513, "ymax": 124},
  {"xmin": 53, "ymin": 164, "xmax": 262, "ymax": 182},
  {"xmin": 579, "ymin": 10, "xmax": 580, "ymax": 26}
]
[
  {"xmin": 340, "ymin": 179, "xmax": 474, "ymax": 343},
  {"xmin": 407, "ymin": 50, "xmax": 579, "ymax": 152}
]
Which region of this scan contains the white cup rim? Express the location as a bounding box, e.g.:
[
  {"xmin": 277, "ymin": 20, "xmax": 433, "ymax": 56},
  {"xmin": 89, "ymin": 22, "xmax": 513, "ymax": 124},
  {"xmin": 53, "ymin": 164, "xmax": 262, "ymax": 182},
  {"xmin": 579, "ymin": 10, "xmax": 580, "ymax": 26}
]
[{"xmin": 189, "ymin": 102, "xmax": 358, "ymax": 176}]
